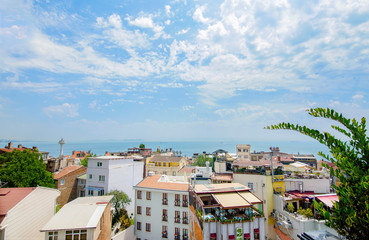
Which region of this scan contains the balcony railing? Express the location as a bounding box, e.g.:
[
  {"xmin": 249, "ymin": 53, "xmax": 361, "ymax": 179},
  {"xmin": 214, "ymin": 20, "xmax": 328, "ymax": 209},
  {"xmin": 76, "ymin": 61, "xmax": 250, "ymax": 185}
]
[
  {"xmin": 162, "ymin": 215, "xmax": 168, "ymax": 221},
  {"xmin": 175, "ymin": 200, "xmax": 181, "ymax": 206},
  {"xmin": 175, "ymin": 217, "xmax": 181, "ymax": 223},
  {"xmin": 182, "ymin": 235, "xmax": 188, "ymax": 240},
  {"xmin": 174, "ymin": 235, "xmax": 181, "ymax": 240},
  {"xmin": 182, "ymin": 218, "xmax": 188, "ymax": 224},
  {"xmin": 162, "ymin": 232, "xmax": 168, "ymax": 238},
  {"xmin": 162, "ymin": 198, "xmax": 168, "ymax": 205},
  {"xmin": 182, "ymin": 201, "xmax": 188, "ymax": 207}
]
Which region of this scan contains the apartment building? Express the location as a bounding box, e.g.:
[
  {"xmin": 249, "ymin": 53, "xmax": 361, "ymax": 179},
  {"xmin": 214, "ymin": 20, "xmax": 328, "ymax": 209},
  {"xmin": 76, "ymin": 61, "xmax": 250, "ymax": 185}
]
[
  {"xmin": 134, "ymin": 174, "xmax": 190, "ymax": 240},
  {"xmin": 41, "ymin": 195, "xmax": 113, "ymax": 240},
  {"xmin": 189, "ymin": 182, "xmax": 265, "ymax": 240},
  {"xmin": 85, "ymin": 156, "xmax": 144, "ymax": 214},
  {"xmin": 145, "ymin": 154, "xmax": 187, "ymax": 176}
]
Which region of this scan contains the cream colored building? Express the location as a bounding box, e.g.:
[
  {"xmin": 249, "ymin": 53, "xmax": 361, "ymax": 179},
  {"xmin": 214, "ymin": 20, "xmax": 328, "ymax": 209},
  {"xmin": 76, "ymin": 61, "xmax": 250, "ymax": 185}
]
[
  {"xmin": 145, "ymin": 155, "xmax": 187, "ymax": 176},
  {"xmin": 236, "ymin": 144, "xmax": 251, "ymax": 160}
]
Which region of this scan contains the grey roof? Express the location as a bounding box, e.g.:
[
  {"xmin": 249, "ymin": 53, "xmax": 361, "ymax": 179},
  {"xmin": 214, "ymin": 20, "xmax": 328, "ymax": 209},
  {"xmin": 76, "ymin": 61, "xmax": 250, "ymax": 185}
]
[{"xmin": 40, "ymin": 196, "xmax": 113, "ymax": 231}]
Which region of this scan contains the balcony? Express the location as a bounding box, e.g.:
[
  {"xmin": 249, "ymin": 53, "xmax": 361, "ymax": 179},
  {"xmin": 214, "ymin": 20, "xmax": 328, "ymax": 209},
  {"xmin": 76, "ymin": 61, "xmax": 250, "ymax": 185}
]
[
  {"xmin": 195, "ymin": 207, "xmax": 263, "ymax": 224},
  {"xmin": 182, "ymin": 235, "xmax": 188, "ymax": 240},
  {"xmin": 182, "ymin": 217, "xmax": 188, "ymax": 224},
  {"xmin": 182, "ymin": 200, "xmax": 188, "ymax": 207},
  {"xmin": 162, "ymin": 232, "xmax": 168, "ymax": 238},
  {"xmin": 174, "ymin": 235, "xmax": 181, "ymax": 240},
  {"xmin": 174, "ymin": 217, "xmax": 181, "ymax": 223},
  {"xmin": 162, "ymin": 215, "xmax": 168, "ymax": 222},
  {"xmin": 162, "ymin": 198, "xmax": 168, "ymax": 205},
  {"xmin": 175, "ymin": 200, "xmax": 181, "ymax": 206}
]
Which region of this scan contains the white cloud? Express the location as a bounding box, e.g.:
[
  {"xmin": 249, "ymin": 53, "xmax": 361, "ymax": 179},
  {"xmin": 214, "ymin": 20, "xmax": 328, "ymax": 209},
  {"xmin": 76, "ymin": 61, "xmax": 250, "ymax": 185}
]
[
  {"xmin": 352, "ymin": 94, "xmax": 364, "ymax": 101},
  {"xmin": 193, "ymin": 5, "xmax": 211, "ymax": 24},
  {"xmin": 177, "ymin": 28, "xmax": 190, "ymax": 35},
  {"xmin": 125, "ymin": 15, "xmax": 167, "ymax": 39},
  {"xmin": 157, "ymin": 82, "xmax": 184, "ymax": 88},
  {"xmin": 44, "ymin": 103, "xmax": 79, "ymax": 118},
  {"xmin": 182, "ymin": 105, "xmax": 194, "ymax": 111},
  {"xmin": 165, "ymin": 5, "xmax": 172, "ymax": 17}
]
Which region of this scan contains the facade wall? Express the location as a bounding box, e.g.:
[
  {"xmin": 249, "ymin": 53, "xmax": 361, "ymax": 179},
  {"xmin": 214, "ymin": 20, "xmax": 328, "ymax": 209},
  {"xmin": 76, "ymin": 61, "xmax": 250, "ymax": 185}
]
[
  {"xmin": 96, "ymin": 202, "xmax": 112, "ymax": 240},
  {"xmin": 233, "ymin": 174, "xmax": 274, "ymax": 239},
  {"xmin": 56, "ymin": 167, "xmax": 87, "ymax": 206},
  {"xmin": 236, "ymin": 144, "xmax": 251, "ymax": 160},
  {"xmin": 135, "ymin": 188, "xmax": 189, "ymax": 240},
  {"xmin": 86, "ymin": 157, "xmax": 144, "ymax": 214},
  {"xmin": 2, "ymin": 187, "xmax": 60, "ymax": 240},
  {"xmin": 43, "ymin": 229, "xmax": 95, "ymax": 240},
  {"xmin": 285, "ymin": 179, "xmax": 330, "ymax": 193}
]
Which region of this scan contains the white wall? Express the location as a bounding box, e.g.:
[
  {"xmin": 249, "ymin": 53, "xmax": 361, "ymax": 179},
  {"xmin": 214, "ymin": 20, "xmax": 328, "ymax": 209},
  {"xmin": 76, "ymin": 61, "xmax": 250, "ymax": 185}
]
[
  {"xmin": 2, "ymin": 187, "xmax": 60, "ymax": 240},
  {"xmin": 135, "ymin": 188, "xmax": 189, "ymax": 240},
  {"xmin": 285, "ymin": 179, "xmax": 330, "ymax": 193}
]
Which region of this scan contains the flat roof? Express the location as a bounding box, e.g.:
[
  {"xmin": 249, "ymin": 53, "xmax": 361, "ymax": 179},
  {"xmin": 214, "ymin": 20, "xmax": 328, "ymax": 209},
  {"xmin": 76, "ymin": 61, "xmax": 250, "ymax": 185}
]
[
  {"xmin": 40, "ymin": 196, "xmax": 113, "ymax": 231},
  {"xmin": 193, "ymin": 183, "xmax": 250, "ymax": 194},
  {"xmin": 89, "ymin": 156, "xmax": 133, "ymax": 160},
  {"xmin": 136, "ymin": 174, "xmax": 189, "ymax": 192},
  {"xmin": 148, "ymin": 155, "xmax": 184, "ymax": 163},
  {"xmin": 213, "ymin": 192, "xmax": 251, "ymax": 209}
]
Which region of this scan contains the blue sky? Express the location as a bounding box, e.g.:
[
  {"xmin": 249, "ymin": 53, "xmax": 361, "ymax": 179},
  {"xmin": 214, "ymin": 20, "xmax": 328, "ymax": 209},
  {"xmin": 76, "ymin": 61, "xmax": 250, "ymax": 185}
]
[{"xmin": 1, "ymin": 0, "xmax": 369, "ymax": 142}]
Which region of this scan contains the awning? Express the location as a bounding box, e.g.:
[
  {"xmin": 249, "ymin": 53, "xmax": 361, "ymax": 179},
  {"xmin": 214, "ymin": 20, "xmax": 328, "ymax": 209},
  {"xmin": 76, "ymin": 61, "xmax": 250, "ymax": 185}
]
[
  {"xmin": 316, "ymin": 195, "xmax": 339, "ymax": 208},
  {"xmin": 212, "ymin": 192, "xmax": 251, "ymax": 209},
  {"xmin": 238, "ymin": 192, "xmax": 263, "ymax": 204},
  {"xmin": 86, "ymin": 186, "xmax": 104, "ymax": 191}
]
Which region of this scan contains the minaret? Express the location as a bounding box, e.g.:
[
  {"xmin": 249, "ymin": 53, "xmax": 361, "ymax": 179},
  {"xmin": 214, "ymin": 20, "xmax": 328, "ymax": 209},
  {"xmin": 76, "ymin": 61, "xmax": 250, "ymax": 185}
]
[{"xmin": 58, "ymin": 138, "xmax": 65, "ymax": 157}]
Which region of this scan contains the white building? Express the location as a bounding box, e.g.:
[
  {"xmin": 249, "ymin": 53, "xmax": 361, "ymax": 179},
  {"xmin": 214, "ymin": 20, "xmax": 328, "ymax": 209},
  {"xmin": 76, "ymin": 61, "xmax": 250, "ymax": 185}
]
[
  {"xmin": 85, "ymin": 156, "xmax": 144, "ymax": 213},
  {"xmin": 0, "ymin": 187, "xmax": 60, "ymax": 240},
  {"xmin": 134, "ymin": 174, "xmax": 190, "ymax": 240},
  {"xmin": 41, "ymin": 195, "xmax": 113, "ymax": 240}
]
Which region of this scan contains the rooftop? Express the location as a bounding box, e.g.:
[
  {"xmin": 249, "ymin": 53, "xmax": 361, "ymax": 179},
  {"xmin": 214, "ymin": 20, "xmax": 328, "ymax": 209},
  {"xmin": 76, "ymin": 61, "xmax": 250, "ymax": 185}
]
[
  {"xmin": 54, "ymin": 165, "xmax": 86, "ymax": 180},
  {"xmin": 40, "ymin": 195, "xmax": 113, "ymax": 231},
  {"xmin": 148, "ymin": 155, "xmax": 184, "ymax": 163},
  {"xmin": 89, "ymin": 156, "xmax": 133, "ymax": 160},
  {"xmin": 136, "ymin": 174, "xmax": 189, "ymax": 192},
  {"xmin": 193, "ymin": 183, "xmax": 251, "ymax": 194},
  {"xmin": 0, "ymin": 187, "xmax": 35, "ymax": 223}
]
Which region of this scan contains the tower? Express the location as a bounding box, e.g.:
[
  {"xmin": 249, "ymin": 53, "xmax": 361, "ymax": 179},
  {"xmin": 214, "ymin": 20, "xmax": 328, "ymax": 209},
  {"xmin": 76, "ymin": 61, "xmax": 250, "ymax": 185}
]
[{"xmin": 58, "ymin": 138, "xmax": 65, "ymax": 157}]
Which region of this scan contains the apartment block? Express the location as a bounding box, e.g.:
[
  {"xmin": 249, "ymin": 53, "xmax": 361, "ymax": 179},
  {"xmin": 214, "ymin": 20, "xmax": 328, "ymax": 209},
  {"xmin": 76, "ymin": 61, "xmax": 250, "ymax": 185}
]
[
  {"xmin": 134, "ymin": 174, "xmax": 190, "ymax": 240},
  {"xmin": 189, "ymin": 183, "xmax": 265, "ymax": 240}
]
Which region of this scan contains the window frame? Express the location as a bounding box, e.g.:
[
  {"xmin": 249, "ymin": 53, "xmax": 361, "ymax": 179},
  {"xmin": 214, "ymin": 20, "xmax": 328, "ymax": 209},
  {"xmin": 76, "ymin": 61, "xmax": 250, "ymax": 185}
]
[
  {"xmin": 146, "ymin": 191, "xmax": 151, "ymax": 200},
  {"xmin": 98, "ymin": 175, "xmax": 105, "ymax": 182},
  {"xmin": 137, "ymin": 190, "xmax": 142, "ymax": 199},
  {"xmin": 145, "ymin": 223, "xmax": 151, "ymax": 232}
]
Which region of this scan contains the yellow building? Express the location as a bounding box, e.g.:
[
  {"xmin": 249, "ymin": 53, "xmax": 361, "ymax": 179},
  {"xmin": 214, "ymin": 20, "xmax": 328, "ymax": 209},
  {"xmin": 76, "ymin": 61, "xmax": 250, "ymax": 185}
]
[{"xmin": 145, "ymin": 154, "xmax": 187, "ymax": 176}]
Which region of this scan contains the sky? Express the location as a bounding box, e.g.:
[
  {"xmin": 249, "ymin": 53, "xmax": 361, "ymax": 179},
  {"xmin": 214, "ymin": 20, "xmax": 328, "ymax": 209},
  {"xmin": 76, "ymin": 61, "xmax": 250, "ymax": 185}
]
[{"xmin": 0, "ymin": 0, "xmax": 369, "ymax": 142}]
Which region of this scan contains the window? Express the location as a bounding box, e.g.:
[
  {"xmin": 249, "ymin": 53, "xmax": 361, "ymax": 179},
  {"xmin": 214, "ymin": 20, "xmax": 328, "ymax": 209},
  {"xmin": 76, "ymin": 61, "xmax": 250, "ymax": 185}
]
[
  {"xmin": 146, "ymin": 223, "xmax": 151, "ymax": 232},
  {"xmin": 48, "ymin": 231, "xmax": 58, "ymax": 240},
  {"xmin": 146, "ymin": 207, "xmax": 151, "ymax": 216},
  {"xmin": 98, "ymin": 189, "xmax": 104, "ymax": 196},
  {"xmin": 97, "ymin": 162, "xmax": 102, "ymax": 167},
  {"xmin": 182, "ymin": 195, "xmax": 188, "ymax": 207},
  {"xmin": 80, "ymin": 191, "xmax": 85, "ymax": 197},
  {"xmin": 89, "ymin": 174, "xmax": 92, "ymax": 179},
  {"xmin": 146, "ymin": 191, "xmax": 151, "ymax": 200},
  {"xmin": 248, "ymin": 182, "xmax": 254, "ymax": 191},
  {"xmin": 137, "ymin": 222, "xmax": 141, "ymax": 230},
  {"xmin": 65, "ymin": 230, "xmax": 87, "ymax": 240},
  {"xmin": 173, "ymin": 171, "xmax": 176, "ymax": 176},
  {"xmin": 137, "ymin": 190, "xmax": 142, "ymax": 199},
  {"xmin": 137, "ymin": 206, "xmax": 142, "ymax": 215},
  {"xmin": 182, "ymin": 228, "xmax": 188, "ymax": 238},
  {"xmin": 162, "ymin": 226, "xmax": 168, "ymax": 238},
  {"xmin": 162, "ymin": 209, "xmax": 168, "ymax": 221},
  {"xmin": 175, "ymin": 227, "xmax": 180, "ymax": 238},
  {"xmin": 60, "ymin": 179, "xmax": 65, "ymax": 186},
  {"xmin": 88, "ymin": 190, "xmax": 93, "ymax": 196},
  {"xmin": 175, "ymin": 211, "xmax": 181, "ymax": 223},
  {"xmin": 98, "ymin": 175, "xmax": 105, "ymax": 182},
  {"xmin": 162, "ymin": 193, "xmax": 168, "ymax": 205},
  {"xmin": 183, "ymin": 211, "xmax": 188, "ymax": 224},
  {"xmin": 238, "ymin": 149, "xmax": 241, "ymax": 152},
  {"xmin": 175, "ymin": 194, "xmax": 180, "ymax": 206}
]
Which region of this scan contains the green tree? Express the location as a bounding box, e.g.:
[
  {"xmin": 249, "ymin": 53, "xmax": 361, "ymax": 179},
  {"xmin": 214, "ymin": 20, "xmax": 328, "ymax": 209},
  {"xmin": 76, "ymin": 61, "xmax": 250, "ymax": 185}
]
[
  {"xmin": 139, "ymin": 143, "xmax": 145, "ymax": 149},
  {"xmin": 193, "ymin": 155, "xmax": 214, "ymax": 167},
  {"xmin": 0, "ymin": 149, "xmax": 54, "ymax": 188},
  {"xmin": 287, "ymin": 202, "xmax": 295, "ymax": 213},
  {"xmin": 266, "ymin": 107, "xmax": 369, "ymax": 239},
  {"xmin": 80, "ymin": 153, "xmax": 96, "ymax": 167},
  {"xmin": 106, "ymin": 190, "xmax": 131, "ymax": 227}
]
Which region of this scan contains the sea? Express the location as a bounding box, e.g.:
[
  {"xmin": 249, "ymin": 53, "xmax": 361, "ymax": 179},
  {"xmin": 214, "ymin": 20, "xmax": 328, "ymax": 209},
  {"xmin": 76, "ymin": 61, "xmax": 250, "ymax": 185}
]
[{"xmin": 0, "ymin": 140, "xmax": 330, "ymax": 159}]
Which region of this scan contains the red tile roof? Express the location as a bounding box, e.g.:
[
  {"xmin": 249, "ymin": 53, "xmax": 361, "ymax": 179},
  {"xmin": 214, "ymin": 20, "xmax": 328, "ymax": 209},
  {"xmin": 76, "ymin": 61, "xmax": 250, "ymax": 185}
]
[
  {"xmin": 136, "ymin": 175, "xmax": 189, "ymax": 191},
  {"xmin": 54, "ymin": 165, "xmax": 86, "ymax": 180},
  {"xmin": 178, "ymin": 166, "xmax": 195, "ymax": 173},
  {"xmin": 0, "ymin": 188, "xmax": 35, "ymax": 223}
]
